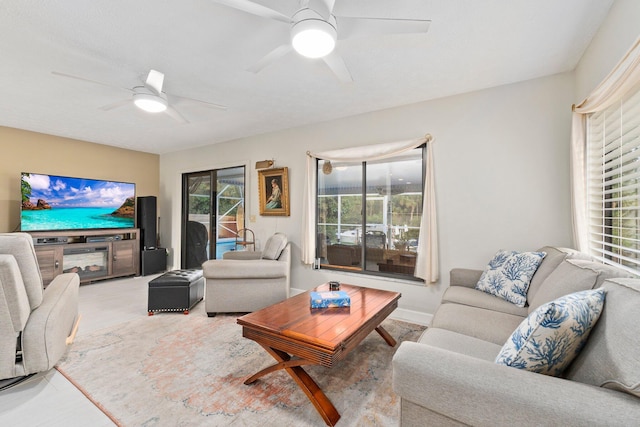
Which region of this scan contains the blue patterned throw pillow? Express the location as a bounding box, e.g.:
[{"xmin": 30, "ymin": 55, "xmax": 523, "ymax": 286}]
[
  {"xmin": 495, "ymin": 289, "xmax": 606, "ymax": 376},
  {"xmin": 475, "ymin": 250, "xmax": 546, "ymax": 307}
]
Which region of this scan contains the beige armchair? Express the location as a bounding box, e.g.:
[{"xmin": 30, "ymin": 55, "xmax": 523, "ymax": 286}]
[
  {"xmin": 202, "ymin": 233, "xmax": 290, "ymax": 317},
  {"xmin": 0, "ymin": 233, "xmax": 80, "ymax": 383}
]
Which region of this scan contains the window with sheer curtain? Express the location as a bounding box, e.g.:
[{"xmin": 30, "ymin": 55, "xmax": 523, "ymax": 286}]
[
  {"xmin": 586, "ymin": 83, "xmax": 640, "ymax": 273},
  {"xmin": 316, "ymin": 147, "xmax": 424, "ymax": 279},
  {"xmin": 302, "ymin": 136, "xmax": 438, "ymax": 283}
]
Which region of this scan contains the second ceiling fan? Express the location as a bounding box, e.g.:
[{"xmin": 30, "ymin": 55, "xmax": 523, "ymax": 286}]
[
  {"xmin": 213, "ymin": 0, "xmax": 430, "ymax": 82},
  {"xmin": 52, "ymin": 69, "xmax": 227, "ymax": 124}
]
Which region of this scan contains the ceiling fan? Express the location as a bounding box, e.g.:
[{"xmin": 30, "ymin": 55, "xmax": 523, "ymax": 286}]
[
  {"xmin": 51, "ymin": 69, "xmax": 227, "ymax": 124},
  {"xmin": 213, "ymin": 0, "xmax": 430, "ymax": 83}
]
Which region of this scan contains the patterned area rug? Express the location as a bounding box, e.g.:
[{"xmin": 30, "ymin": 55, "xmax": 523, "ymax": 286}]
[{"xmin": 57, "ymin": 303, "xmax": 425, "ymax": 426}]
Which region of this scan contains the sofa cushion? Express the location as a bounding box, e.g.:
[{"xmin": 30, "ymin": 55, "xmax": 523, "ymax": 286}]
[
  {"xmin": 430, "ymin": 303, "xmax": 525, "ymax": 345},
  {"xmin": 441, "ymin": 286, "xmax": 529, "ymax": 317},
  {"xmin": 528, "ymin": 259, "xmax": 600, "ymax": 312},
  {"xmin": 496, "ymin": 289, "xmax": 605, "ymax": 376},
  {"xmin": 529, "ymin": 259, "xmax": 634, "ymax": 312},
  {"xmin": 564, "ymin": 278, "xmax": 640, "ymax": 398},
  {"xmin": 476, "ymin": 250, "xmax": 546, "ymax": 307},
  {"xmin": 418, "ymin": 327, "xmax": 502, "ymax": 362},
  {"xmin": 527, "ymin": 246, "xmax": 591, "ymax": 304},
  {"xmin": 583, "ymin": 259, "xmax": 635, "ymax": 288},
  {"xmin": 261, "ymin": 233, "xmax": 288, "ymax": 260}
]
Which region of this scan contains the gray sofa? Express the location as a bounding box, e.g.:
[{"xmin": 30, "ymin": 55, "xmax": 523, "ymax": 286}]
[{"xmin": 393, "ymin": 246, "xmax": 640, "ymax": 426}]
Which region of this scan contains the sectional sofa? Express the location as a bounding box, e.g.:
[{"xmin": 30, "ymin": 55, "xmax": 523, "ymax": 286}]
[{"xmin": 393, "ymin": 246, "xmax": 640, "ymax": 426}]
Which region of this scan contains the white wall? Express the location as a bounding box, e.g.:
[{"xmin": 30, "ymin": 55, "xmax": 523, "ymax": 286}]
[
  {"xmin": 575, "ymin": 0, "xmax": 640, "ymax": 100},
  {"xmin": 159, "ymin": 71, "xmax": 575, "ymax": 322}
]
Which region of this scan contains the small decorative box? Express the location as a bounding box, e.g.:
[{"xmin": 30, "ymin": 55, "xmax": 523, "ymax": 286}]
[{"xmin": 310, "ymin": 290, "xmax": 351, "ymax": 308}]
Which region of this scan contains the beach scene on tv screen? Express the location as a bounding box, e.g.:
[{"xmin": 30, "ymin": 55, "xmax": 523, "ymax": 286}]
[{"xmin": 21, "ymin": 173, "xmax": 135, "ymax": 231}]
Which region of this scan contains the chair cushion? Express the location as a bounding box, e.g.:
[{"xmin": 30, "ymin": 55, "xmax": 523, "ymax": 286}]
[
  {"xmin": 475, "ymin": 250, "xmax": 546, "ymax": 307},
  {"xmin": 261, "ymin": 233, "xmax": 288, "ymax": 260},
  {"xmin": 0, "ymin": 254, "xmax": 31, "ymax": 332},
  {"xmin": 0, "ymin": 233, "xmax": 43, "ymax": 309},
  {"xmin": 564, "ymin": 279, "xmax": 640, "ymax": 398},
  {"xmin": 495, "ymin": 289, "xmax": 605, "ymax": 376}
]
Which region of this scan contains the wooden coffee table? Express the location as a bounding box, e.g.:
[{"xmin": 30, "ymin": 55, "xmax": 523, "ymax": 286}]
[{"xmin": 237, "ymin": 283, "xmax": 401, "ymax": 426}]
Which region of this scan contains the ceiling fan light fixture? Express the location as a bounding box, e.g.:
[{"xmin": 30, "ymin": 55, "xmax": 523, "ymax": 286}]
[
  {"xmin": 133, "ymin": 93, "xmax": 167, "ymax": 113},
  {"xmin": 291, "ymin": 18, "xmax": 337, "ymax": 58}
]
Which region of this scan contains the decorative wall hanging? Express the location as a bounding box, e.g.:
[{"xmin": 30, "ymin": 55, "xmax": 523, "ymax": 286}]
[{"xmin": 258, "ymin": 167, "xmax": 290, "ymax": 216}]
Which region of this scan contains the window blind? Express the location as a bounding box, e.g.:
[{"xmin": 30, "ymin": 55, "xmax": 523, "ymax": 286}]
[{"xmin": 586, "ymin": 84, "xmax": 640, "ymax": 274}]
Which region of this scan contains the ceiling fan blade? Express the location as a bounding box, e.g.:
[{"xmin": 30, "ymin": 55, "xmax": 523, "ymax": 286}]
[
  {"xmin": 305, "ymin": 0, "xmax": 334, "ymax": 18},
  {"xmin": 51, "ymin": 71, "xmax": 129, "ymax": 91},
  {"xmin": 211, "ymin": 0, "xmax": 291, "ymax": 24},
  {"xmin": 247, "ymin": 43, "xmax": 292, "ymax": 73},
  {"xmin": 145, "ymin": 70, "xmax": 165, "ymax": 94},
  {"xmin": 321, "ymin": 52, "xmax": 353, "ymax": 83},
  {"xmin": 170, "ymin": 93, "xmax": 228, "ymax": 111},
  {"xmin": 99, "ymin": 99, "xmax": 131, "ymax": 111},
  {"xmin": 165, "ymin": 106, "xmax": 190, "ymax": 124},
  {"xmin": 335, "ymin": 16, "xmax": 431, "ymax": 40}
]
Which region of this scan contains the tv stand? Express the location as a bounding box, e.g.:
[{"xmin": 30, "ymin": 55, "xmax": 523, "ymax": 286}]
[{"xmin": 28, "ymin": 229, "xmax": 140, "ymax": 286}]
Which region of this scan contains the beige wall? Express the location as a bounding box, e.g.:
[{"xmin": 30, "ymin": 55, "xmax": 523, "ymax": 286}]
[{"xmin": 0, "ymin": 126, "xmax": 159, "ymax": 233}]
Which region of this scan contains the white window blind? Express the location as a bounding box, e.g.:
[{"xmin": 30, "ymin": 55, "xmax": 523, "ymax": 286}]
[{"xmin": 586, "ymin": 83, "xmax": 640, "ymax": 274}]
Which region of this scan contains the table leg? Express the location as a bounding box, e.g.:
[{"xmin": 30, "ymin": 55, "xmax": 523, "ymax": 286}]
[
  {"xmin": 244, "ymin": 343, "xmax": 341, "ymax": 426},
  {"xmin": 375, "ymin": 325, "xmax": 397, "ymax": 347}
]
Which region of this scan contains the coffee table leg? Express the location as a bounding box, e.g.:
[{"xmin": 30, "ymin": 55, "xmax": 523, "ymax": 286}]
[
  {"xmin": 375, "ymin": 325, "xmax": 397, "ymax": 347},
  {"xmin": 245, "ymin": 344, "xmax": 341, "ymax": 426}
]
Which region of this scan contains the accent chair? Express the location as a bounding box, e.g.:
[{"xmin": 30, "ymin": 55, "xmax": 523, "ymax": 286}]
[
  {"xmin": 0, "ymin": 233, "xmax": 80, "ymax": 382},
  {"xmin": 202, "ymin": 232, "xmax": 290, "ymax": 316}
]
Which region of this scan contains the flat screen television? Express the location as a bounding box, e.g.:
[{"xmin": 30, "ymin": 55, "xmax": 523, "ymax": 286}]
[{"xmin": 20, "ymin": 172, "xmax": 136, "ymax": 232}]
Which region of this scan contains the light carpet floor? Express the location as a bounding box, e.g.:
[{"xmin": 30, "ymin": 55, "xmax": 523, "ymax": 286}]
[{"xmin": 57, "ymin": 302, "xmax": 425, "ymax": 426}]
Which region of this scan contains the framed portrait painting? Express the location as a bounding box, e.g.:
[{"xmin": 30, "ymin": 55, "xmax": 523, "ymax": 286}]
[{"xmin": 258, "ymin": 167, "xmax": 290, "ymax": 216}]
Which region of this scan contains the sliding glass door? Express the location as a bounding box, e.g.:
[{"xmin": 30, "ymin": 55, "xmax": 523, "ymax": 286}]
[{"xmin": 181, "ymin": 166, "xmax": 245, "ymax": 268}]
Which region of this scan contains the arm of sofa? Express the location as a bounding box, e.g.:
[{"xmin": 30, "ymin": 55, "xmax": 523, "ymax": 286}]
[
  {"xmin": 393, "ymin": 342, "xmax": 640, "ymax": 426},
  {"xmin": 449, "ymin": 268, "xmax": 483, "ymax": 288}
]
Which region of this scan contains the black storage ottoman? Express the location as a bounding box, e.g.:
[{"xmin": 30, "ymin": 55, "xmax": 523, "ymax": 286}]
[{"xmin": 148, "ymin": 269, "xmax": 204, "ymax": 315}]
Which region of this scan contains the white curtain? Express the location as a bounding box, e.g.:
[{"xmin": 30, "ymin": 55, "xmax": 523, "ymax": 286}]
[
  {"xmin": 301, "ymin": 135, "xmax": 439, "ymax": 283},
  {"xmin": 571, "ymin": 36, "xmax": 640, "ymax": 251}
]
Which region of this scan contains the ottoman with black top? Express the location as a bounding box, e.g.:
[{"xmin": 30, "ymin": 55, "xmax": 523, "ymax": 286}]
[{"xmin": 148, "ymin": 269, "xmax": 204, "ymax": 315}]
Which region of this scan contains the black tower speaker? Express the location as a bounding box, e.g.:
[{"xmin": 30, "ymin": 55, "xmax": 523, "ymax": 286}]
[{"xmin": 137, "ymin": 196, "xmax": 157, "ymax": 250}]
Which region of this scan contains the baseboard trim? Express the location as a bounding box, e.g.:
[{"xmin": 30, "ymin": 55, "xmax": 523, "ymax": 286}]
[
  {"xmin": 290, "ymin": 287, "xmax": 431, "ymax": 326},
  {"xmin": 389, "ymin": 308, "xmax": 431, "ymax": 326}
]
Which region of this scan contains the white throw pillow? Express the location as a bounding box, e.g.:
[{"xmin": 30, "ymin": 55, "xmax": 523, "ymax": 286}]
[
  {"xmin": 475, "ymin": 250, "xmax": 546, "ymax": 307},
  {"xmin": 495, "ymin": 288, "xmax": 606, "ymax": 376},
  {"xmin": 261, "ymin": 233, "xmax": 288, "ymax": 260}
]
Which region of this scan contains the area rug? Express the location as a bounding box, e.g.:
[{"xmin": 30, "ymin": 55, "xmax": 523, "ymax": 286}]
[{"xmin": 56, "ymin": 304, "xmax": 425, "ymax": 426}]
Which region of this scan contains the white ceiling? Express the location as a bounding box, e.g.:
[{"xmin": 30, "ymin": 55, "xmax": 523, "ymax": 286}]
[{"xmin": 0, "ymin": 0, "xmax": 613, "ymax": 154}]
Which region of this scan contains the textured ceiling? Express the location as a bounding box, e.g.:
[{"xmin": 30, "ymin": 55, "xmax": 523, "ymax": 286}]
[{"xmin": 0, "ymin": 0, "xmax": 613, "ymax": 154}]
